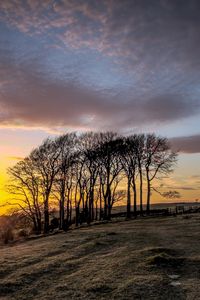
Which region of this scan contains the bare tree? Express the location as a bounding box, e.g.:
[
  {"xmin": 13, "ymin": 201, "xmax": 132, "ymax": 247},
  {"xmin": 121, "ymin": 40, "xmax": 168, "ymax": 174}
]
[
  {"xmin": 144, "ymin": 134, "xmax": 178, "ymax": 213},
  {"xmin": 6, "ymin": 130, "xmax": 179, "ymax": 232},
  {"xmin": 135, "ymin": 134, "xmax": 145, "ymax": 214},
  {"xmin": 121, "ymin": 135, "xmax": 138, "ymax": 218},
  {"xmin": 110, "ymin": 176, "xmax": 126, "ymax": 210},
  {"xmin": 80, "ymin": 132, "xmax": 101, "ymax": 223},
  {"xmin": 97, "ymin": 132, "xmax": 123, "ymax": 220},
  {"xmin": 53, "ymin": 133, "xmax": 77, "ymax": 230},
  {"xmin": 73, "ymin": 154, "xmax": 89, "ymax": 225},
  {"xmin": 30, "ymin": 138, "xmax": 61, "ymax": 233},
  {"xmin": 7, "ymin": 157, "xmax": 42, "ymax": 233}
]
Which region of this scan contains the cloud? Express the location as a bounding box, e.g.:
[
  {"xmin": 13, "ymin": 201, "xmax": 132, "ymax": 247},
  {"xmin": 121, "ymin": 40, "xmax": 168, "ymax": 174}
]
[
  {"xmin": 0, "ymin": 52, "xmax": 199, "ymax": 132},
  {"xmin": 142, "ymin": 96, "xmax": 199, "ymax": 122},
  {"xmin": 0, "ymin": 62, "xmax": 198, "ymax": 131},
  {"xmin": 0, "ymin": 0, "xmax": 200, "ymax": 133},
  {"xmin": 190, "ymin": 175, "xmax": 200, "ymax": 179},
  {"xmin": 166, "ymin": 186, "xmax": 197, "ymax": 191},
  {"xmin": 1, "ymin": 0, "xmax": 200, "ymax": 64},
  {"xmin": 170, "ymin": 135, "xmax": 200, "ymax": 153},
  {"xmin": 7, "ymin": 156, "xmax": 24, "ymax": 161}
]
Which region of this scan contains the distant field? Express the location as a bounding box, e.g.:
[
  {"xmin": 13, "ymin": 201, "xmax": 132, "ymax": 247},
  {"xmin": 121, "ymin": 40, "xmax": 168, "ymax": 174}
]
[
  {"xmin": 111, "ymin": 202, "xmax": 200, "ymax": 213},
  {"xmin": 1, "ymin": 214, "xmax": 200, "ymax": 299}
]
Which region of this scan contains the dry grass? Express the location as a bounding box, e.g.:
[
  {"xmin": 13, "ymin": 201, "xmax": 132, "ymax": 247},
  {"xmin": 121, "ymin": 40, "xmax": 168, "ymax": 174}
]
[{"xmin": 0, "ymin": 214, "xmax": 200, "ymax": 299}]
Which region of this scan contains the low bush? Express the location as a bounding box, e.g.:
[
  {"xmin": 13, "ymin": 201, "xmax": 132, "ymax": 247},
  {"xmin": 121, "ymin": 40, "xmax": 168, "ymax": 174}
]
[
  {"xmin": 1, "ymin": 228, "xmax": 14, "ymax": 244},
  {"xmin": 18, "ymin": 229, "xmax": 29, "ymax": 238}
]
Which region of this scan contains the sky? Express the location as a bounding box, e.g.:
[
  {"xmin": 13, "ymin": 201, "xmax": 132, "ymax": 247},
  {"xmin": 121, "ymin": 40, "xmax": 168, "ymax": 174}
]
[{"xmin": 0, "ymin": 0, "xmax": 200, "ymax": 211}]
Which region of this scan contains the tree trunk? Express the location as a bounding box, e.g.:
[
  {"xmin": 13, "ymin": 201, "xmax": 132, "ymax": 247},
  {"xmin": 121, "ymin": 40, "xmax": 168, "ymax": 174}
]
[
  {"xmin": 75, "ymin": 205, "xmax": 80, "ymax": 226},
  {"xmin": 132, "ymin": 179, "xmax": 137, "ymax": 217},
  {"xmin": 99, "ymin": 186, "xmax": 102, "ymax": 221},
  {"xmin": 95, "ymin": 200, "xmax": 98, "ymax": 220},
  {"xmin": 66, "ymin": 197, "xmax": 70, "ymax": 225},
  {"xmin": 36, "ymin": 217, "xmax": 42, "ymax": 234},
  {"xmin": 103, "ymin": 191, "xmax": 108, "ymax": 220},
  {"xmin": 32, "ymin": 217, "xmax": 38, "ymax": 234},
  {"xmin": 82, "ymin": 192, "xmax": 85, "ymax": 211},
  {"xmin": 69, "ymin": 200, "xmax": 72, "ymax": 224},
  {"xmin": 44, "ymin": 194, "xmax": 49, "ymax": 233},
  {"xmin": 59, "ymin": 180, "xmax": 66, "ymax": 229},
  {"xmin": 85, "ymin": 194, "xmax": 89, "ymax": 222},
  {"xmin": 138, "ymin": 166, "xmax": 143, "ymax": 215},
  {"xmin": 89, "ymin": 187, "xmax": 94, "ymax": 223},
  {"xmin": 146, "ymin": 170, "xmax": 151, "ymax": 214},
  {"xmin": 107, "ymin": 186, "xmax": 112, "ymax": 220},
  {"xmin": 126, "ymin": 178, "xmax": 131, "ymax": 218},
  {"xmin": 88, "ymin": 199, "xmax": 92, "ymax": 224},
  {"xmin": 59, "ymin": 196, "xmax": 64, "ymax": 230},
  {"xmin": 91, "ymin": 200, "xmax": 94, "ymax": 221}
]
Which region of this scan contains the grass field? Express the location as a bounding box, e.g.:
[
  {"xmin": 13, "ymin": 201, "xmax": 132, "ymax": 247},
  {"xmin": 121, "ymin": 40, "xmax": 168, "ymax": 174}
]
[{"xmin": 0, "ymin": 214, "xmax": 200, "ymax": 299}]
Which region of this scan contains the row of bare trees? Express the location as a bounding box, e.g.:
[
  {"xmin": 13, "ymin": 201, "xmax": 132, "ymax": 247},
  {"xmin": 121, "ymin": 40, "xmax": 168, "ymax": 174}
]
[{"xmin": 7, "ymin": 132, "xmax": 177, "ymax": 234}]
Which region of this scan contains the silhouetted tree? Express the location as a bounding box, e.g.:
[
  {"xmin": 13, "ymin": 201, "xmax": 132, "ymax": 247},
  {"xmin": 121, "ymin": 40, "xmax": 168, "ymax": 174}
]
[
  {"xmin": 30, "ymin": 139, "xmax": 61, "ymax": 233},
  {"xmin": 80, "ymin": 132, "xmax": 101, "ymax": 223},
  {"xmin": 7, "ymin": 157, "xmax": 42, "ymax": 234},
  {"xmin": 144, "ymin": 134, "xmax": 177, "ymax": 213},
  {"xmin": 121, "ymin": 135, "xmax": 138, "ymax": 218},
  {"xmin": 97, "ymin": 132, "xmax": 123, "ymax": 220},
  {"xmin": 6, "ymin": 130, "xmax": 178, "ymax": 233},
  {"xmin": 53, "ymin": 133, "xmax": 77, "ymax": 230},
  {"xmin": 135, "ymin": 134, "xmax": 145, "ymax": 214}
]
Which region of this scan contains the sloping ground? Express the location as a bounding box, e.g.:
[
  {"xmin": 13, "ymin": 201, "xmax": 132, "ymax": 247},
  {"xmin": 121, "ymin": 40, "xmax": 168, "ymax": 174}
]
[{"xmin": 0, "ymin": 215, "xmax": 200, "ymax": 299}]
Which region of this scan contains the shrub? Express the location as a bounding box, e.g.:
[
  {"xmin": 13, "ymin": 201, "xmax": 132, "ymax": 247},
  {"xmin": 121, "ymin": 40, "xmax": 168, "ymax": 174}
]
[
  {"xmin": 18, "ymin": 229, "xmax": 28, "ymax": 238},
  {"xmin": 2, "ymin": 228, "xmax": 14, "ymax": 244},
  {"xmin": 50, "ymin": 217, "xmax": 59, "ymax": 230}
]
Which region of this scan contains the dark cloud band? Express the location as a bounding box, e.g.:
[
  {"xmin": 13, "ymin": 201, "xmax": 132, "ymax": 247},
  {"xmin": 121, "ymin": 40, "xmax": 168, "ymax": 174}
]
[{"xmin": 170, "ymin": 135, "xmax": 200, "ymax": 153}]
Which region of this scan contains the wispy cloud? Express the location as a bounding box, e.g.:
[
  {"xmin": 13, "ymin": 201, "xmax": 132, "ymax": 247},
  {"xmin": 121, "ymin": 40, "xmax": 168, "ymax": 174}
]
[
  {"xmin": 170, "ymin": 135, "xmax": 200, "ymax": 153},
  {"xmin": 166, "ymin": 185, "xmax": 198, "ymax": 191},
  {"xmin": 190, "ymin": 175, "xmax": 200, "ymax": 179},
  {"xmin": 1, "ymin": 0, "xmax": 200, "ymax": 62},
  {"xmin": 7, "ymin": 156, "xmax": 24, "ymax": 161}
]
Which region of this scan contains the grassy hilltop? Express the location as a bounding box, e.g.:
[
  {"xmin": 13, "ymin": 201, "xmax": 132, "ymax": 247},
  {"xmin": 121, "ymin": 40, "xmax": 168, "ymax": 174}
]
[{"xmin": 0, "ymin": 214, "xmax": 200, "ymax": 299}]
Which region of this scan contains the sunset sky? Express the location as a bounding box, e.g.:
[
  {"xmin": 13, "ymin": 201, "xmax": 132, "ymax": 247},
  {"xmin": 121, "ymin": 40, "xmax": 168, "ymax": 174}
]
[{"xmin": 0, "ymin": 0, "xmax": 200, "ymax": 212}]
